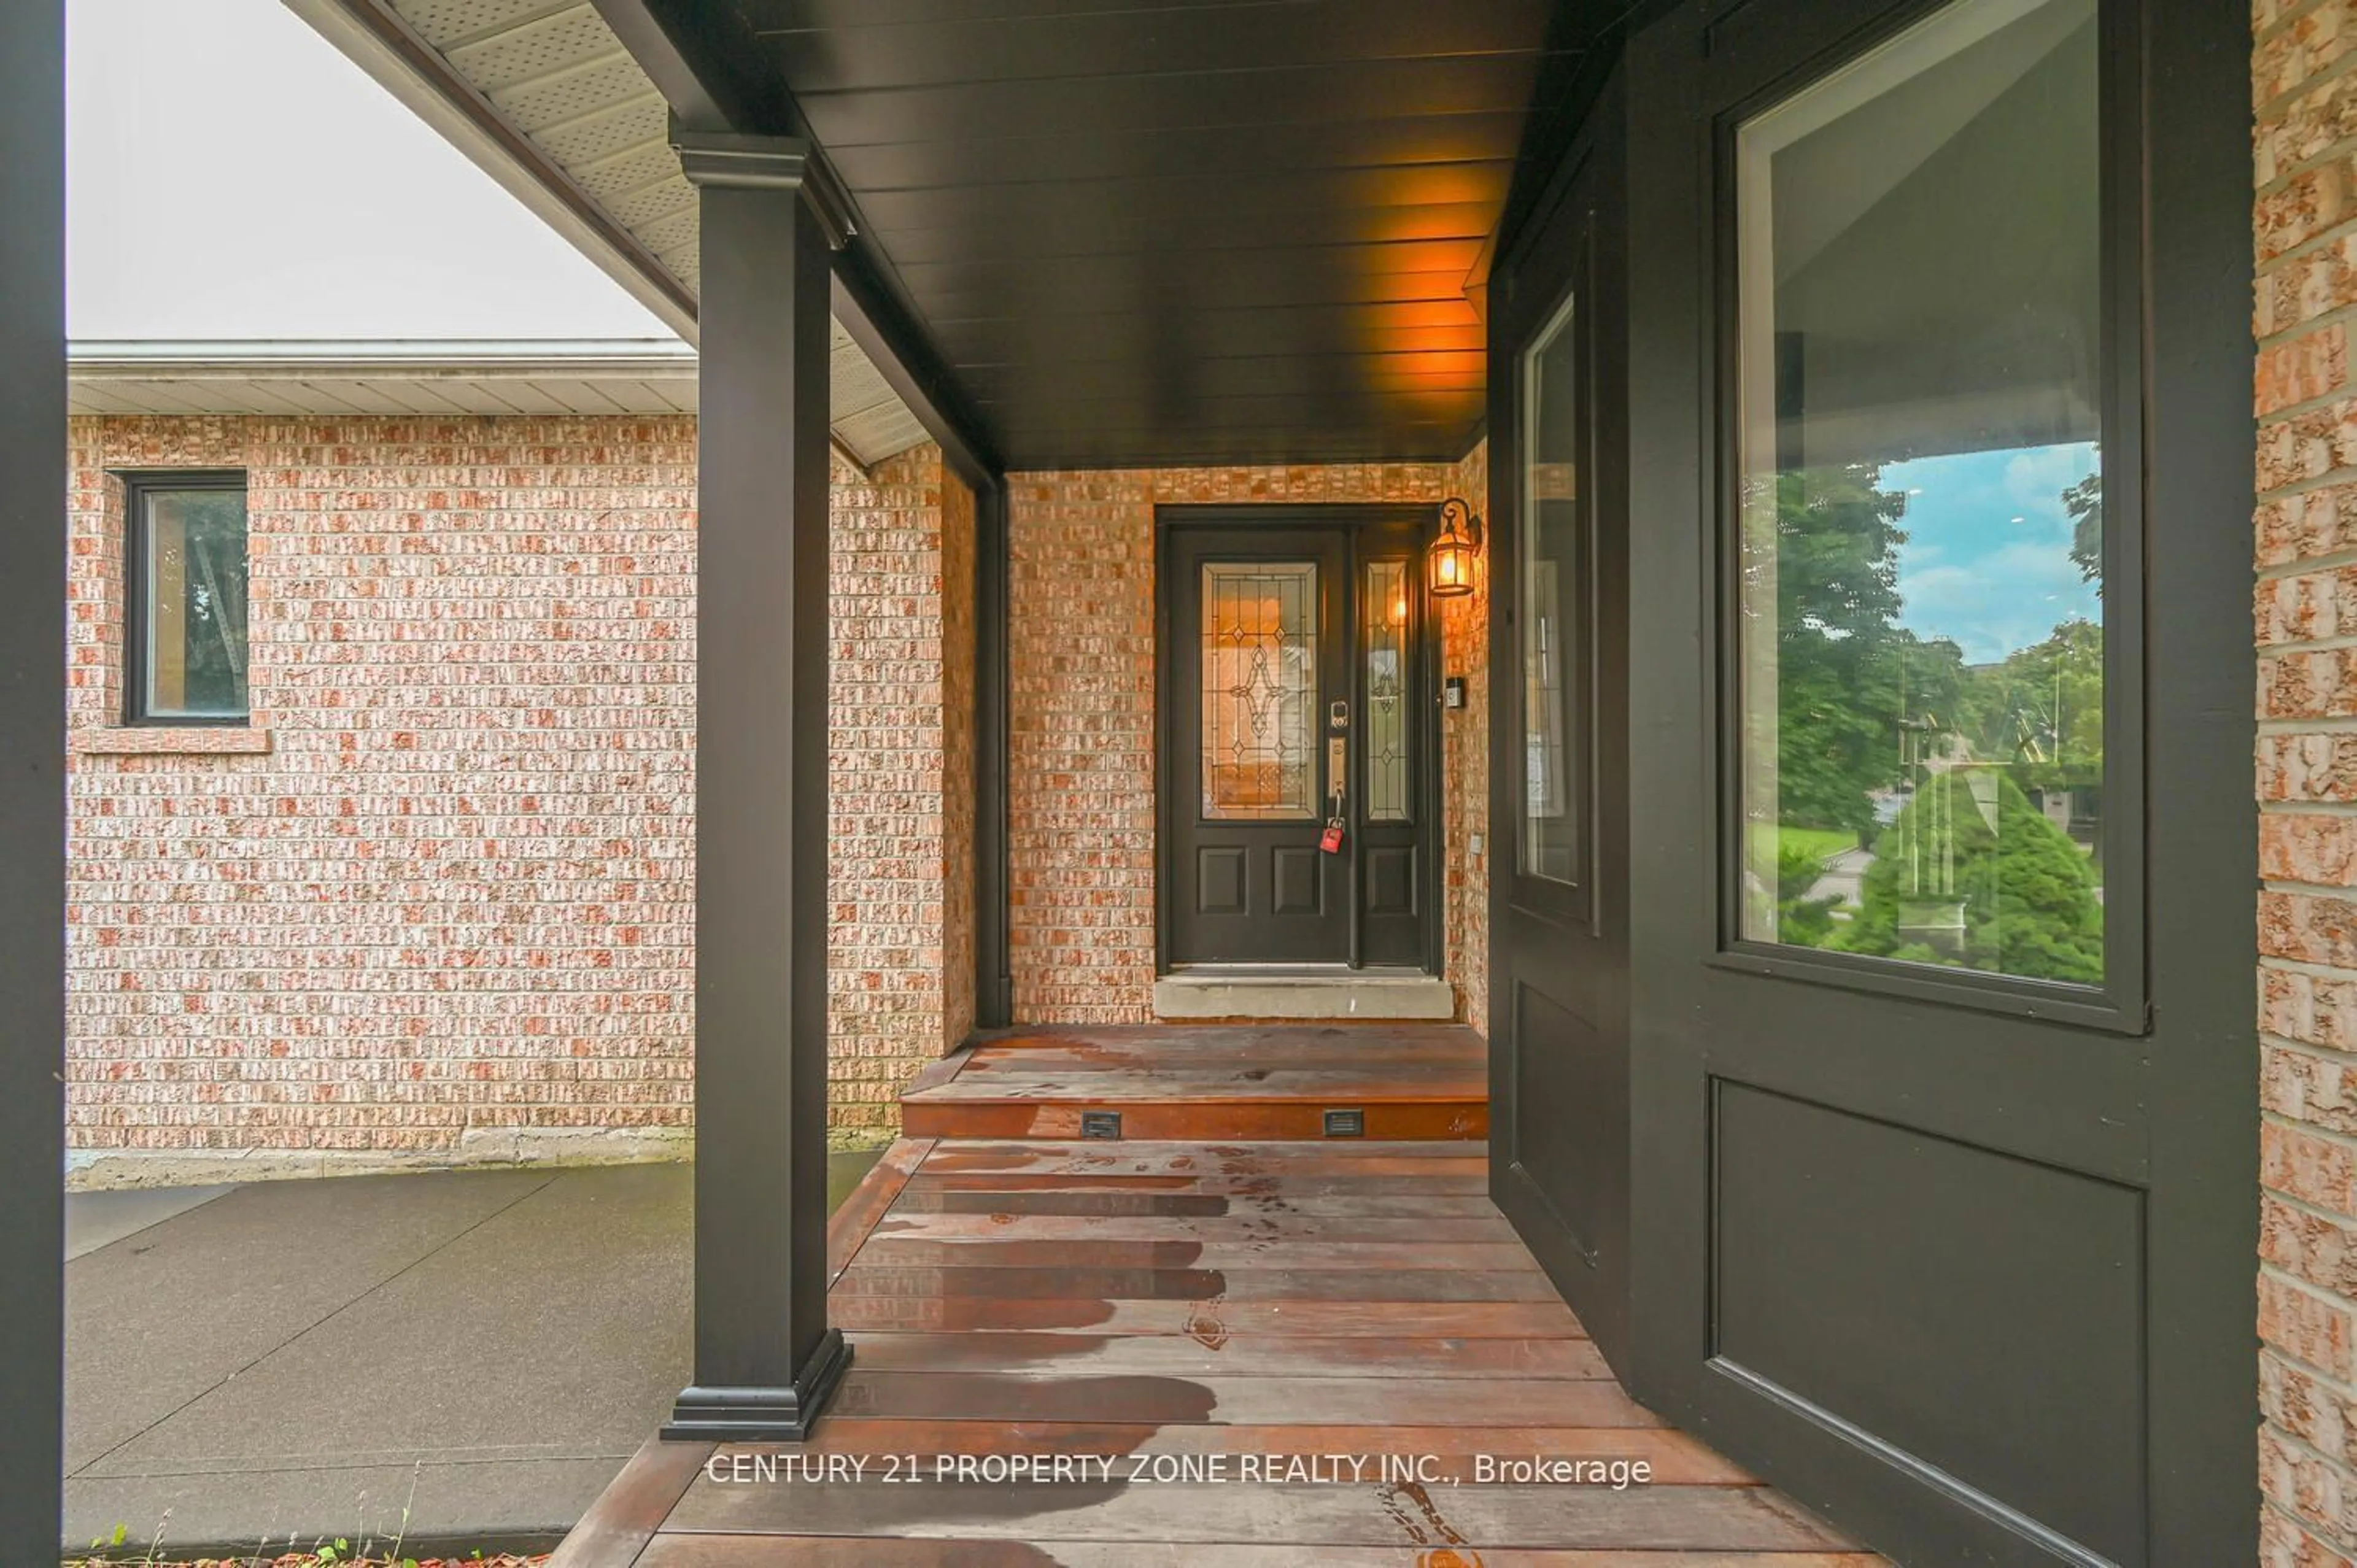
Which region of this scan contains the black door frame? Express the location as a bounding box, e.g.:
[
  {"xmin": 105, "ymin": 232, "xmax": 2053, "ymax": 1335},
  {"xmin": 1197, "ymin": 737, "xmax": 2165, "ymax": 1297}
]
[
  {"xmin": 1546, "ymin": 0, "xmax": 2258, "ymax": 1561},
  {"xmin": 1155, "ymin": 503, "xmax": 1445, "ymax": 976}
]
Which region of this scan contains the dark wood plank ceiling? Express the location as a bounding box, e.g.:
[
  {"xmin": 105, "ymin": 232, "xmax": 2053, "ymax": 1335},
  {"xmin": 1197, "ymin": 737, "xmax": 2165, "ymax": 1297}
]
[{"xmin": 730, "ymin": 0, "xmax": 1603, "ymax": 469}]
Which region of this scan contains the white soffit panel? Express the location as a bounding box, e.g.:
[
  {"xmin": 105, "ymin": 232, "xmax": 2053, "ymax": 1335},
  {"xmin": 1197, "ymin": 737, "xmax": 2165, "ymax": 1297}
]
[
  {"xmin": 68, "ymin": 339, "xmax": 700, "ymax": 418},
  {"xmin": 281, "ymin": 0, "xmax": 926, "ymax": 466}
]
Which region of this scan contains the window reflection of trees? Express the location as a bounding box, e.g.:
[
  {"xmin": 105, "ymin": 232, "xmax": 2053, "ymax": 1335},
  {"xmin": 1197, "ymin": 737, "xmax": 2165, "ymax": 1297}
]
[{"xmin": 1749, "ymin": 459, "xmax": 2104, "ymax": 985}]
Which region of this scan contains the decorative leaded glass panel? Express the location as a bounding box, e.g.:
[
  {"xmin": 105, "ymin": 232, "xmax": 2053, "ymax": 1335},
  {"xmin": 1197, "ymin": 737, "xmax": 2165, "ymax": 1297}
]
[
  {"xmin": 1364, "ymin": 558, "xmax": 1410, "ymax": 823},
  {"xmin": 1201, "ymin": 562, "xmax": 1318, "ymax": 820}
]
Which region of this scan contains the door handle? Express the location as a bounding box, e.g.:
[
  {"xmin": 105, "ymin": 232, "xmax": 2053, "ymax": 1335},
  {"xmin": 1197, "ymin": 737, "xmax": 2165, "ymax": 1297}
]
[{"xmin": 1328, "ymin": 701, "xmax": 1349, "ymax": 813}]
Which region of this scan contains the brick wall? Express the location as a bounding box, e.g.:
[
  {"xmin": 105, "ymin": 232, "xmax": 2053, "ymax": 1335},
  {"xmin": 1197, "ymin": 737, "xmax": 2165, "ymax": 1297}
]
[
  {"xmin": 2256, "ymin": 4, "xmax": 2357, "ymax": 1556},
  {"xmin": 66, "ymin": 416, "xmax": 968, "ymax": 1181},
  {"xmin": 942, "ymin": 471, "xmax": 980, "ymax": 1053},
  {"xmin": 1005, "ymin": 461, "xmax": 1489, "ymax": 1025},
  {"xmin": 1444, "ymin": 441, "xmax": 1492, "ymax": 1033},
  {"xmin": 827, "ymin": 445, "xmax": 977, "ymax": 1138}
]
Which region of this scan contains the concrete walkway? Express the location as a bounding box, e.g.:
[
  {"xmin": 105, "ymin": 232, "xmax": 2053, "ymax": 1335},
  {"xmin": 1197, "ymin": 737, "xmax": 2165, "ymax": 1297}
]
[{"xmin": 63, "ymin": 1155, "xmax": 876, "ymax": 1558}]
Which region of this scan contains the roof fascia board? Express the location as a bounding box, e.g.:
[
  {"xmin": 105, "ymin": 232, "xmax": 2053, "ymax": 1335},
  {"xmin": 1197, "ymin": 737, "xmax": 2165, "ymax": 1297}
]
[
  {"xmin": 282, "ymin": 0, "xmax": 702, "ymax": 345},
  {"xmin": 592, "ymin": 0, "xmax": 1003, "ymax": 482},
  {"xmin": 69, "ymin": 340, "xmax": 696, "ymax": 377},
  {"xmin": 829, "ymin": 269, "xmax": 996, "ymax": 492}
]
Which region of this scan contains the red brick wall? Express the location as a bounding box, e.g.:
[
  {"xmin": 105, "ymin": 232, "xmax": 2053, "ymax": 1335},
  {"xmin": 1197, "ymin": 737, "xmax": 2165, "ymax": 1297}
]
[
  {"xmin": 2256, "ymin": 4, "xmax": 2357, "ymax": 1556},
  {"xmin": 827, "ymin": 446, "xmax": 977, "ymax": 1138},
  {"xmin": 1005, "ymin": 462, "xmax": 1490, "ymax": 1025},
  {"xmin": 66, "ymin": 416, "xmax": 969, "ymax": 1180},
  {"xmin": 1444, "ymin": 441, "xmax": 1492, "ymax": 1033}
]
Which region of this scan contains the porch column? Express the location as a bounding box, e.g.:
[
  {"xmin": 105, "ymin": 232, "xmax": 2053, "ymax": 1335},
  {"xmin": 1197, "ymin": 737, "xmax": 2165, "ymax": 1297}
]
[
  {"xmin": 663, "ymin": 129, "xmax": 848, "ymax": 1442},
  {"xmin": 0, "ymin": 0, "xmax": 65, "ymax": 1553}
]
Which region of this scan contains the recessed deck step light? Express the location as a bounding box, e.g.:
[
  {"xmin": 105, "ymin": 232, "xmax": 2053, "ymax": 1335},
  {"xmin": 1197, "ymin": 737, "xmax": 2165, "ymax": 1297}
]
[
  {"xmin": 1080, "ymin": 1110, "xmax": 1122, "ymax": 1140},
  {"xmin": 1323, "ymin": 1108, "xmax": 1366, "ymax": 1138}
]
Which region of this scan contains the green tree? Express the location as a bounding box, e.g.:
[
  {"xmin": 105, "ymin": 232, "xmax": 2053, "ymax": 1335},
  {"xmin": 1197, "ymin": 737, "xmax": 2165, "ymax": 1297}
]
[
  {"xmin": 1838, "ymin": 769, "xmax": 2102, "ymax": 984},
  {"xmin": 2064, "ymin": 468, "xmax": 2102, "ymax": 588},
  {"xmin": 1957, "ymin": 617, "xmax": 2102, "ymax": 793},
  {"xmin": 1760, "ymin": 463, "xmax": 1911, "ymax": 836}
]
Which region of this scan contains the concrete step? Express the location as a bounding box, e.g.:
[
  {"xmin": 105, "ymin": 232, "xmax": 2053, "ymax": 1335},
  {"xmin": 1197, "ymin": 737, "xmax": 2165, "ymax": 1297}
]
[{"xmin": 1151, "ymin": 971, "xmax": 1458, "ymax": 1022}]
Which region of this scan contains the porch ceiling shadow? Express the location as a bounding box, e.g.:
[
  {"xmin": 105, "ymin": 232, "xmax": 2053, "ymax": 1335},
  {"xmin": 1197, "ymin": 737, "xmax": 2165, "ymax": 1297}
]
[
  {"xmin": 734, "ymin": 0, "xmax": 1611, "ymax": 469},
  {"xmin": 303, "ymin": 0, "xmax": 1630, "ymax": 472}
]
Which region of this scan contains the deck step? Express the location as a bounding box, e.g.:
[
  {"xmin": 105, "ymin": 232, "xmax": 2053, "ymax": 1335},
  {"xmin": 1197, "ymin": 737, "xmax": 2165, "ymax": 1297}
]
[{"xmin": 899, "ymin": 1023, "xmax": 1488, "ymax": 1142}]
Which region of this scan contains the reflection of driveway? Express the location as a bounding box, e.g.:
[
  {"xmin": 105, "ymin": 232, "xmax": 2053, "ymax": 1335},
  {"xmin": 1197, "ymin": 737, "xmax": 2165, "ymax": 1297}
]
[{"xmin": 1806, "ymin": 847, "xmax": 1875, "ymax": 907}]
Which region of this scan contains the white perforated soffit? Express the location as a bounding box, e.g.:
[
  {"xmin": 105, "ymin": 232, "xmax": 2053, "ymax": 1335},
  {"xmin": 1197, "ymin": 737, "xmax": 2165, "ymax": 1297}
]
[{"xmin": 292, "ymin": 0, "xmax": 931, "ymax": 466}]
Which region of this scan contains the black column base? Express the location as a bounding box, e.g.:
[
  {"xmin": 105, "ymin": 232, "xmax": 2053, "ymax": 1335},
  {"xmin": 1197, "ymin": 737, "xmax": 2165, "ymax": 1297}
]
[{"xmin": 660, "ymin": 1329, "xmax": 853, "ymax": 1442}]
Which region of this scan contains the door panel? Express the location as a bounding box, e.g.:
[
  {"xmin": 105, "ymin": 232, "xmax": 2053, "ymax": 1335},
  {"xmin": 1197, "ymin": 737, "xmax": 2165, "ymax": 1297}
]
[
  {"xmin": 1507, "ymin": 981, "xmax": 1617, "ymax": 1267},
  {"xmin": 1269, "ymin": 846, "xmax": 1323, "ymax": 917},
  {"xmin": 1609, "ymin": 0, "xmax": 2254, "ymax": 1562},
  {"xmin": 1489, "ymin": 83, "xmax": 1635, "ymax": 1372},
  {"xmin": 1163, "ymin": 513, "xmax": 1441, "ymax": 971},
  {"xmin": 1712, "ymin": 1082, "xmax": 2146, "ymax": 1564},
  {"xmin": 1168, "ymin": 530, "xmax": 1349, "ymax": 965}
]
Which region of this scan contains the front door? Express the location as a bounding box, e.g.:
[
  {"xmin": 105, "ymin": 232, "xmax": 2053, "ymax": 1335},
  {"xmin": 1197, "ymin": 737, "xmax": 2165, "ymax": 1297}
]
[{"xmin": 1162, "ymin": 510, "xmax": 1437, "ymax": 970}]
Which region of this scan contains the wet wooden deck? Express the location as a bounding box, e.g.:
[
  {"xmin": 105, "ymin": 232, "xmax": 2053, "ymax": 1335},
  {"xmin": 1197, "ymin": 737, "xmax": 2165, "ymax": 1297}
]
[
  {"xmin": 899, "ymin": 1024, "xmax": 1490, "ymax": 1141},
  {"xmin": 555, "ymin": 1029, "xmax": 1878, "ymax": 1565}
]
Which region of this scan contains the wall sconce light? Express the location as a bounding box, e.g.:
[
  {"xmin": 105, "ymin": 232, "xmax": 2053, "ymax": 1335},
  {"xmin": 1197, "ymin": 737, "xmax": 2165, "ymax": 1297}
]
[{"xmin": 1429, "ymin": 495, "xmax": 1484, "ymax": 598}]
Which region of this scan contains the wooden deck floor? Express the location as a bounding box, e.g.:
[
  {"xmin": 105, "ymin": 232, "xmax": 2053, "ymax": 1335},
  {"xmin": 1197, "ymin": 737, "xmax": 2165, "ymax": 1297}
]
[
  {"xmin": 899, "ymin": 1024, "xmax": 1490, "ymax": 1141},
  {"xmin": 556, "ymin": 1028, "xmax": 1879, "ymax": 1565}
]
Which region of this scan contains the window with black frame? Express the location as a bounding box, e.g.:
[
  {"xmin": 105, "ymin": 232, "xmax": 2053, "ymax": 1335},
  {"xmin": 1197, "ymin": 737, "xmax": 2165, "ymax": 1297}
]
[
  {"xmin": 1732, "ymin": 0, "xmax": 2107, "ymax": 987},
  {"xmin": 123, "ymin": 471, "xmax": 250, "ymax": 724},
  {"xmin": 1520, "ymin": 287, "xmax": 1585, "ymax": 891}
]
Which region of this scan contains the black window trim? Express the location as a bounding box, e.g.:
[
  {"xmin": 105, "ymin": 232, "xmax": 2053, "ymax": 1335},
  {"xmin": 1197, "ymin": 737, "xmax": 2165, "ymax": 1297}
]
[
  {"xmin": 1702, "ymin": 0, "xmax": 2150, "ymax": 1037},
  {"xmin": 1506, "ymin": 207, "xmax": 1604, "ymax": 935},
  {"xmin": 116, "ymin": 468, "xmax": 252, "ymax": 728}
]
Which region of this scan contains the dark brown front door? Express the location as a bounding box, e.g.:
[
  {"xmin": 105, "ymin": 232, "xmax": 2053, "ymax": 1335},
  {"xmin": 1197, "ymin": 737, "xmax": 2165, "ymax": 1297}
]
[{"xmin": 1162, "ymin": 510, "xmax": 1436, "ymax": 970}]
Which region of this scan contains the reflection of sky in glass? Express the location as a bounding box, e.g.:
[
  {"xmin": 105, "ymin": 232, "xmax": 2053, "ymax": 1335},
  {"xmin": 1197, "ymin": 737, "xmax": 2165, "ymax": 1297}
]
[{"xmin": 1883, "ymin": 441, "xmax": 2100, "ymax": 664}]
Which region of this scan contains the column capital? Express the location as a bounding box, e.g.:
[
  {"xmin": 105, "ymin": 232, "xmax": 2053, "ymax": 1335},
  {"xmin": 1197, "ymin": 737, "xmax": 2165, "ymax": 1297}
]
[{"xmin": 670, "ymin": 126, "xmax": 857, "ymax": 250}]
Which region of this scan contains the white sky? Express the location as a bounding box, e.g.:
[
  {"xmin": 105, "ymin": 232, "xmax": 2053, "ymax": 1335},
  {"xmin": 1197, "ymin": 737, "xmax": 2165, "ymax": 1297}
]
[{"xmin": 66, "ymin": 0, "xmax": 678, "ymax": 342}]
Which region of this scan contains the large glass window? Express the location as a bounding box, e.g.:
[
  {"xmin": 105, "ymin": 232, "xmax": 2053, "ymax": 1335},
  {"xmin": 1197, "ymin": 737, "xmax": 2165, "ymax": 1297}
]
[
  {"xmin": 1733, "ymin": 0, "xmax": 2106, "ymax": 986},
  {"xmin": 1521, "ymin": 290, "xmax": 1584, "ymax": 887},
  {"xmin": 128, "ymin": 473, "xmax": 250, "ymax": 723}
]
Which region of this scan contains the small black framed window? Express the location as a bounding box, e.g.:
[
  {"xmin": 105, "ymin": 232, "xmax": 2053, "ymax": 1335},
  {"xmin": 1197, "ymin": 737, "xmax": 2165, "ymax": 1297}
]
[{"xmin": 120, "ymin": 471, "xmax": 250, "ymax": 725}]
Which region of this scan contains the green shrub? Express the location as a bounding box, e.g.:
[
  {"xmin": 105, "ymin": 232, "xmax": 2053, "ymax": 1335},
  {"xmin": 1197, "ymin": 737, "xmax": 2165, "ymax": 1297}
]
[
  {"xmin": 1838, "ymin": 770, "xmax": 2102, "ymax": 984},
  {"xmin": 1773, "ymin": 841, "xmax": 1843, "ymax": 946}
]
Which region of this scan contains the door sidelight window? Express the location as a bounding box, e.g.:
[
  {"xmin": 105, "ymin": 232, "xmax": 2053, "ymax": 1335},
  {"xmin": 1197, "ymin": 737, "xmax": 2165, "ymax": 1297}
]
[
  {"xmin": 1364, "ymin": 557, "xmax": 1411, "ymax": 824},
  {"xmin": 1731, "ymin": 0, "xmax": 2108, "ymax": 986}
]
